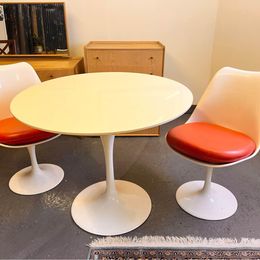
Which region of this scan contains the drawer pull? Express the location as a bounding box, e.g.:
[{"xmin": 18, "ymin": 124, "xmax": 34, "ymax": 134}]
[
  {"xmin": 95, "ymin": 56, "xmax": 100, "ymax": 60},
  {"xmin": 149, "ymin": 56, "xmax": 154, "ymax": 60},
  {"xmin": 49, "ymin": 74, "xmax": 54, "ymax": 78}
]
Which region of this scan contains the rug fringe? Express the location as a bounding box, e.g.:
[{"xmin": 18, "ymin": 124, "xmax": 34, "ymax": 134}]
[{"xmin": 89, "ymin": 235, "xmax": 260, "ymax": 248}]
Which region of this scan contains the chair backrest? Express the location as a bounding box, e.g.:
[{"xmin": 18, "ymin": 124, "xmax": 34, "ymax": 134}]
[
  {"xmin": 0, "ymin": 40, "xmax": 17, "ymax": 54},
  {"xmin": 0, "ymin": 62, "xmax": 41, "ymax": 120},
  {"xmin": 188, "ymin": 67, "xmax": 260, "ymax": 148}
]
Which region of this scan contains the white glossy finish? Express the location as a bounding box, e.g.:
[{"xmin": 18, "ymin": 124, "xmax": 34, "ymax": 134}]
[
  {"xmin": 71, "ymin": 180, "xmax": 152, "ymax": 236},
  {"xmin": 0, "ymin": 63, "xmax": 64, "ymax": 195},
  {"xmin": 172, "ymin": 67, "xmax": 260, "ymax": 220},
  {"xmin": 11, "ymin": 72, "xmax": 193, "ymax": 235},
  {"xmin": 9, "ymin": 164, "xmax": 64, "ymax": 195},
  {"xmin": 176, "ymin": 181, "xmax": 238, "ymax": 220},
  {"xmin": 71, "ymin": 135, "xmax": 152, "ymax": 235},
  {"xmin": 176, "ymin": 168, "xmax": 238, "ymax": 220},
  {"xmin": 188, "ymin": 67, "xmax": 260, "ymax": 149},
  {"xmin": 11, "ymin": 72, "xmax": 193, "ymax": 136},
  {"xmin": 0, "ymin": 62, "xmax": 40, "ymax": 120},
  {"xmin": 9, "ymin": 146, "xmax": 63, "ymax": 195}
]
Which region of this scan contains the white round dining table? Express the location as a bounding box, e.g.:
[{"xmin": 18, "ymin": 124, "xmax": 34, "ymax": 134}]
[{"xmin": 11, "ymin": 72, "xmax": 193, "ymax": 236}]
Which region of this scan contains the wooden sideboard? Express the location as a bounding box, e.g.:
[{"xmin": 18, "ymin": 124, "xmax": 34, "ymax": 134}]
[
  {"xmin": 84, "ymin": 41, "xmax": 165, "ymax": 136},
  {"xmin": 0, "ymin": 57, "xmax": 84, "ymax": 81}
]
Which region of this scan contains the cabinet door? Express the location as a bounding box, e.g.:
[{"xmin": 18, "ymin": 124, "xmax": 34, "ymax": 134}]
[
  {"xmin": 36, "ymin": 68, "xmax": 75, "ymax": 81},
  {"xmin": 86, "ymin": 50, "xmax": 163, "ymax": 76}
]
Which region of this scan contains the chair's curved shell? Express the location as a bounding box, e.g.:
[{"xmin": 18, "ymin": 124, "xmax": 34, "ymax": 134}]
[
  {"xmin": 0, "ymin": 62, "xmax": 64, "ymax": 195},
  {"xmin": 189, "ymin": 67, "xmax": 260, "ymax": 152},
  {"xmin": 167, "ymin": 67, "xmax": 260, "ymax": 220}
]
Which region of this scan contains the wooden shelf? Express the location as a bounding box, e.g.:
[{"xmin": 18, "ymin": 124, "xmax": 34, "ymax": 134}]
[{"xmin": 0, "ymin": 57, "xmax": 85, "ymax": 81}]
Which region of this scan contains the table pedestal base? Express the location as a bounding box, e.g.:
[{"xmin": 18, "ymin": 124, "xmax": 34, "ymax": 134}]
[{"xmin": 71, "ymin": 180, "xmax": 151, "ymax": 236}]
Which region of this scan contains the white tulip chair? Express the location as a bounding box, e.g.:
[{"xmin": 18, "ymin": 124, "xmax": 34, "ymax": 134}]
[
  {"xmin": 166, "ymin": 67, "xmax": 260, "ymax": 220},
  {"xmin": 0, "ymin": 62, "xmax": 64, "ymax": 195}
]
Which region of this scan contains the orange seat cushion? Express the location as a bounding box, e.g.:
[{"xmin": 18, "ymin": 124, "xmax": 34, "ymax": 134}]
[
  {"xmin": 166, "ymin": 122, "xmax": 256, "ymax": 164},
  {"xmin": 0, "ymin": 117, "xmax": 57, "ymax": 146}
]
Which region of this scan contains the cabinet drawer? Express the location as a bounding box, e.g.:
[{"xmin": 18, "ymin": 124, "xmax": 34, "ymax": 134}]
[
  {"xmin": 0, "ymin": 57, "xmax": 84, "ymax": 82},
  {"xmin": 86, "ymin": 50, "xmax": 164, "ymax": 76},
  {"xmin": 36, "ymin": 69, "xmax": 74, "ymax": 81}
]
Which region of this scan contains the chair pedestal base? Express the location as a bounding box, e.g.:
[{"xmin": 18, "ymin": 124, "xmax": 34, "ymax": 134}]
[
  {"xmin": 9, "ymin": 164, "xmax": 64, "ymax": 195},
  {"xmin": 71, "ymin": 180, "xmax": 152, "ymax": 236},
  {"xmin": 176, "ymin": 181, "xmax": 238, "ymax": 220}
]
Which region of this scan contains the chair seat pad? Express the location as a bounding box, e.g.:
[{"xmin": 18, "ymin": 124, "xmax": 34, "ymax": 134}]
[
  {"xmin": 0, "ymin": 117, "xmax": 57, "ymax": 146},
  {"xmin": 166, "ymin": 122, "xmax": 256, "ymax": 164}
]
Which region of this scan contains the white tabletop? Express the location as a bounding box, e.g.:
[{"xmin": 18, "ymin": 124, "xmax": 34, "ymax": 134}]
[{"xmin": 11, "ymin": 72, "xmax": 193, "ymax": 136}]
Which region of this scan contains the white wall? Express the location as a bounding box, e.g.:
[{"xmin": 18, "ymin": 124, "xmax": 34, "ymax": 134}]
[
  {"xmin": 212, "ymin": 0, "xmax": 260, "ymax": 73},
  {"xmin": 66, "ymin": 0, "xmax": 219, "ymax": 103},
  {"xmin": 3, "ymin": 0, "xmax": 219, "ymax": 103},
  {"xmin": 5, "ymin": 1, "xmax": 260, "ymax": 102}
]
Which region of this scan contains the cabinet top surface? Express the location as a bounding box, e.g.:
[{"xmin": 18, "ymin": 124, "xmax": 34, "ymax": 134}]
[
  {"xmin": 0, "ymin": 57, "xmax": 83, "ymax": 69},
  {"xmin": 11, "ymin": 72, "xmax": 192, "ymax": 136},
  {"xmin": 85, "ymin": 41, "xmax": 164, "ymax": 50}
]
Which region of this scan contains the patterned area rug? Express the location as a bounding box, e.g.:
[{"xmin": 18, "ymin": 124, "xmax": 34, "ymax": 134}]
[{"xmin": 88, "ymin": 236, "xmax": 260, "ymax": 259}]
